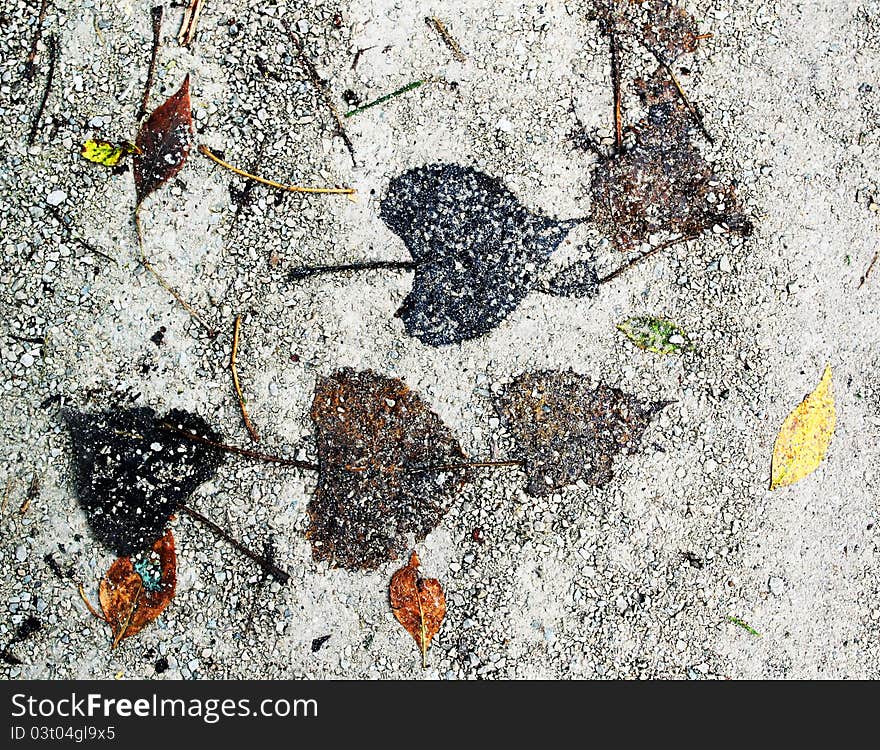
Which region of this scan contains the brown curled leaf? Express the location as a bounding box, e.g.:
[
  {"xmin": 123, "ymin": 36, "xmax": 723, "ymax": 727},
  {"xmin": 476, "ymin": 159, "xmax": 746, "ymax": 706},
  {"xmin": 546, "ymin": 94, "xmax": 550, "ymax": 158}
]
[
  {"xmin": 389, "ymin": 551, "xmax": 446, "ymax": 668},
  {"xmin": 134, "ymin": 75, "xmax": 193, "ymax": 206},
  {"xmin": 306, "ymin": 369, "xmax": 470, "ymax": 571},
  {"xmin": 99, "ymin": 530, "xmax": 177, "ymax": 648}
]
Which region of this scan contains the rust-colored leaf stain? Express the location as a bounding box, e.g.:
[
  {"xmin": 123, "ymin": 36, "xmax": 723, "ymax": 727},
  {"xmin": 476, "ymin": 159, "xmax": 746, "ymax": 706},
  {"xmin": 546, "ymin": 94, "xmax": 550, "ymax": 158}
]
[
  {"xmin": 389, "ymin": 551, "xmax": 446, "ymax": 667},
  {"xmin": 134, "ymin": 74, "xmax": 193, "ymax": 206},
  {"xmin": 306, "ymin": 369, "xmax": 470, "ymax": 571},
  {"xmin": 99, "ymin": 530, "xmax": 177, "ymax": 648}
]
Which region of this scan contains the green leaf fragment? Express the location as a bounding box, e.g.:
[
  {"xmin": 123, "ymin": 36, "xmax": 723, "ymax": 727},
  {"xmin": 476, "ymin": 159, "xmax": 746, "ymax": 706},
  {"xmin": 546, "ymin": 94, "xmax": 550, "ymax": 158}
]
[
  {"xmin": 727, "ymin": 615, "xmax": 761, "ymax": 637},
  {"xmin": 617, "ymin": 316, "xmax": 691, "ymax": 354},
  {"xmin": 81, "ymin": 139, "xmax": 139, "ymax": 167}
]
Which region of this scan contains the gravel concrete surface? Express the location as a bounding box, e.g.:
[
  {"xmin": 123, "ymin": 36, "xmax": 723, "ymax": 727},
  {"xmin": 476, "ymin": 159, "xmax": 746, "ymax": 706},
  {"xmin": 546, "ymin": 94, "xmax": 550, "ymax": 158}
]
[{"xmin": 1, "ymin": 0, "xmax": 879, "ymax": 679}]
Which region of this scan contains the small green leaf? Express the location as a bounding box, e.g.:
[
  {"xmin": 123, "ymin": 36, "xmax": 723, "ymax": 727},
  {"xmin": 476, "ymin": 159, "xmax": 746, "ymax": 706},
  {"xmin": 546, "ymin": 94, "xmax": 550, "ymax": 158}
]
[
  {"xmin": 81, "ymin": 139, "xmax": 139, "ymax": 167},
  {"xmin": 617, "ymin": 316, "xmax": 691, "ymax": 354},
  {"xmin": 727, "ymin": 615, "xmax": 761, "ymax": 637}
]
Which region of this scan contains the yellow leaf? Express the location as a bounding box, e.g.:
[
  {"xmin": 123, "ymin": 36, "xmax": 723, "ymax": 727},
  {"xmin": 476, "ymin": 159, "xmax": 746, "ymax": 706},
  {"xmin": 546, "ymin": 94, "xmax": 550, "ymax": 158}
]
[
  {"xmin": 770, "ymin": 365, "xmax": 835, "ymax": 490},
  {"xmin": 81, "ymin": 139, "xmax": 138, "ymax": 167}
]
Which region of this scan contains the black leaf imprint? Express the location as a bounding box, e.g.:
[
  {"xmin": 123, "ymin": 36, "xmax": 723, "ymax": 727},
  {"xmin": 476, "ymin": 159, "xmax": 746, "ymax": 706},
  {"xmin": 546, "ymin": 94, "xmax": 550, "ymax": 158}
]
[
  {"xmin": 64, "ymin": 407, "xmax": 222, "ymax": 556},
  {"xmin": 380, "ymin": 164, "xmax": 580, "ymax": 346}
]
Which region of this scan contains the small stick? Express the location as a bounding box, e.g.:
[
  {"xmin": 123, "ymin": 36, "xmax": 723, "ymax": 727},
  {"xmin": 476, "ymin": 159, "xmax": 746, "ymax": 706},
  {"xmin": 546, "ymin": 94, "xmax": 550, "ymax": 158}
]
[
  {"xmin": 1, "ymin": 479, "xmax": 13, "ymax": 513},
  {"xmin": 695, "ymin": 33, "xmax": 714, "ymax": 41},
  {"xmin": 344, "ymin": 80, "xmax": 425, "ymax": 118},
  {"xmin": 289, "ymin": 260, "xmax": 415, "ymax": 281},
  {"xmin": 177, "ymin": 0, "xmax": 205, "ymax": 47},
  {"xmin": 426, "ymin": 17, "xmax": 466, "ymax": 62},
  {"xmin": 27, "ymin": 33, "xmax": 58, "ymax": 145},
  {"xmin": 351, "ymin": 46, "xmax": 375, "ymax": 70},
  {"xmin": 47, "ymin": 206, "xmax": 117, "ymax": 264},
  {"xmin": 282, "ymin": 21, "xmax": 356, "ymax": 165},
  {"xmin": 19, "ymin": 474, "xmax": 40, "ymax": 515},
  {"xmin": 199, "ymin": 145, "xmax": 355, "ymax": 195},
  {"xmin": 643, "ymin": 42, "xmax": 713, "ymax": 143},
  {"xmin": 178, "ymin": 504, "xmax": 290, "ymax": 584},
  {"xmin": 609, "ymin": 23, "xmax": 623, "ymax": 152},
  {"xmin": 78, "ymin": 585, "xmax": 107, "ymax": 621},
  {"xmin": 598, "ymin": 234, "xmax": 699, "ymax": 285},
  {"xmin": 24, "ymin": 0, "xmax": 50, "ymax": 80},
  {"xmin": 135, "ymin": 211, "xmax": 217, "ymax": 337},
  {"xmin": 159, "ymin": 422, "xmax": 319, "ymax": 472},
  {"xmin": 138, "ymin": 6, "xmax": 164, "ymax": 121},
  {"xmin": 858, "ymin": 250, "xmax": 879, "ymax": 288},
  {"xmin": 230, "ymin": 314, "xmax": 260, "ymax": 442}
]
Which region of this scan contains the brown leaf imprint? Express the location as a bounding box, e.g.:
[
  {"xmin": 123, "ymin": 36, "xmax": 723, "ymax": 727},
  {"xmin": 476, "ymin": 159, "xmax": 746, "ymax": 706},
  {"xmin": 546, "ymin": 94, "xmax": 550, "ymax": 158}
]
[
  {"xmin": 389, "ymin": 551, "xmax": 446, "ymax": 667},
  {"xmin": 134, "ymin": 75, "xmax": 193, "ymax": 206},
  {"xmin": 590, "ymin": 94, "xmax": 751, "ymax": 251},
  {"xmin": 307, "ymin": 369, "xmax": 470, "ymax": 571},
  {"xmin": 99, "ymin": 530, "xmax": 177, "ymax": 648},
  {"xmin": 494, "ymin": 370, "xmax": 669, "ymax": 497}
]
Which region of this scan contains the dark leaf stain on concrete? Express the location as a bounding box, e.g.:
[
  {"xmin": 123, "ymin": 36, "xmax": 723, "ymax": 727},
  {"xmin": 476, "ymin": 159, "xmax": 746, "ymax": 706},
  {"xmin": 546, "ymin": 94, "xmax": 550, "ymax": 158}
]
[
  {"xmin": 380, "ymin": 164, "xmax": 580, "ymax": 346},
  {"xmin": 307, "ymin": 369, "xmax": 470, "ymax": 571},
  {"xmin": 64, "ymin": 407, "xmax": 222, "ymax": 556},
  {"xmin": 590, "ymin": 91, "xmax": 751, "ymax": 251},
  {"xmin": 494, "ymin": 371, "xmax": 669, "ymax": 497},
  {"xmin": 590, "ymin": 0, "xmax": 699, "ymax": 61}
]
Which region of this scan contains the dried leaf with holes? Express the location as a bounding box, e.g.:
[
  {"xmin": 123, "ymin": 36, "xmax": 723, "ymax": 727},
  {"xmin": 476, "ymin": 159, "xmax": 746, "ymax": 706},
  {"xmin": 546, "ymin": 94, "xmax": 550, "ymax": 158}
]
[
  {"xmin": 99, "ymin": 530, "xmax": 176, "ymax": 648},
  {"xmin": 64, "ymin": 407, "xmax": 222, "ymax": 556},
  {"xmin": 770, "ymin": 365, "xmax": 835, "ymax": 490},
  {"xmin": 307, "ymin": 369, "xmax": 470, "ymax": 571},
  {"xmin": 389, "ymin": 551, "xmax": 446, "ymax": 668},
  {"xmin": 494, "ymin": 370, "xmax": 669, "ymax": 497},
  {"xmin": 617, "ymin": 316, "xmax": 691, "ymax": 354},
  {"xmin": 133, "ymin": 75, "xmax": 193, "ymax": 206}
]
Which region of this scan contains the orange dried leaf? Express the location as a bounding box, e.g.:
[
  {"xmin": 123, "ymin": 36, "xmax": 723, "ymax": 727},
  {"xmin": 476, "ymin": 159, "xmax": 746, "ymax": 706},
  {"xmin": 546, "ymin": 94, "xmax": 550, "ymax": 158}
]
[
  {"xmin": 99, "ymin": 530, "xmax": 177, "ymax": 648},
  {"xmin": 134, "ymin": 75, "xmax": 193, "ymax": 206},
  {"xmin": 389, "ymin": 551, "xmax": 446, "ymax": 668}
]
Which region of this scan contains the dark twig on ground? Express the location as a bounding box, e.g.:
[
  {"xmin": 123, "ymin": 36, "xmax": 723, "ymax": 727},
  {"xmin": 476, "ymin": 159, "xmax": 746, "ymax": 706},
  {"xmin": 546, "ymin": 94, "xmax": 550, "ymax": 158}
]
[
  {"xmin": 24, "ymin": 0, "xmax": 50, "ymax": 80},
  {"xmin": 598, "ymin": 234, "xmax": 700, "ymax": 285},
  {"xmin": 138, "ymin": 6, "xmax": 164, "ymax": 121},
  {"xmin": 426, "ymin": 16, "xmax": 466, "ymax": 62},
  {"xmin": 178, "ymin": 504, "xmax": 290, "ymax": 584},
  {"xmin": 47, "ymin": 206, "xmax": 117, "ymax": 264},
  {"xmin": 859, "ymin": 249, "xmax": 879, "ymax": 288},
  {"xmin": 27, "ymin": 33, "xmax": 58, "ymax": 144},
  {"xmin": 230, "ymin": 315, "xmax": 260, "ymax": 443}
]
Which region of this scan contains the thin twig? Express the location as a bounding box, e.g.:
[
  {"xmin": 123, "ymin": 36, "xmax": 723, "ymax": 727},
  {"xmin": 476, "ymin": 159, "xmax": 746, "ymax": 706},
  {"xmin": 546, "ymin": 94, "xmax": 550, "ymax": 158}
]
[
  {"xmin": 78, "ymin": 585, "xmax": 107, "ymax": 621},
  {"xmin": 858, "ymin": 250, "xmax": 879, "ymax": 288},
  {"xmin": 643, "ymin": 42, "xmax": 713, "ymax": 143},
  {"xmin": 138, "ymin": 6, "xmax": 164, "ymax": 121},
  {"xmin": 281, "ymin": 21, "xmax": 356, "ymax": 164},
  {"xmin": 351, "ymin": 46, "xmax": 374, "ymax": 70},
  {"xmin": 135, "ymin": 211, "xmax": 217, "ymax": 337},
  {"xmin": 159, "ymin": 422, "xmax": 319, "ymax": 472},
  {"xmin": 178, "ymin": 505, "xmax": 290, "ymax": 584},
  {"xmin": 19, "ymin": 474, "xmax": 40, "ymax": 515},
  {"xmin": 598, "ymin": 234, "xmax": 699, "ymax": 285},
  {"xmin": 289, "ymin": 260, "xmax": 415, "ymax": 281},
  {"xmin": 47, "ymin": 206, "xmax": 117, "ymax": 264},
  {"xmin": 609, "ymin": 23, "xmax": 623, "ymax": 153},
  {"xmin": 27, "ymin": 33, "xmax": 58, "ymax": 145},
  {"xmin": 177, "ymin": 0, "xmax": 205, "ymax": 47},
  {"xmin": 199, "ymin": 145, "xmax": 355, "ymax": 195},
  {"xmin": 24, "ymin": 0, "xmax": 50, "ymax": 80},
  {"xmin": 426, "ymin": 16, "xmax": 466, "ymax": 62},
  {"xmin": 344, "ymin": 80, "xmax": 425, "ymax": 118},
  {"xmin": 230, "ymin": 315, "xmax": 260, "ymax": 442}
]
